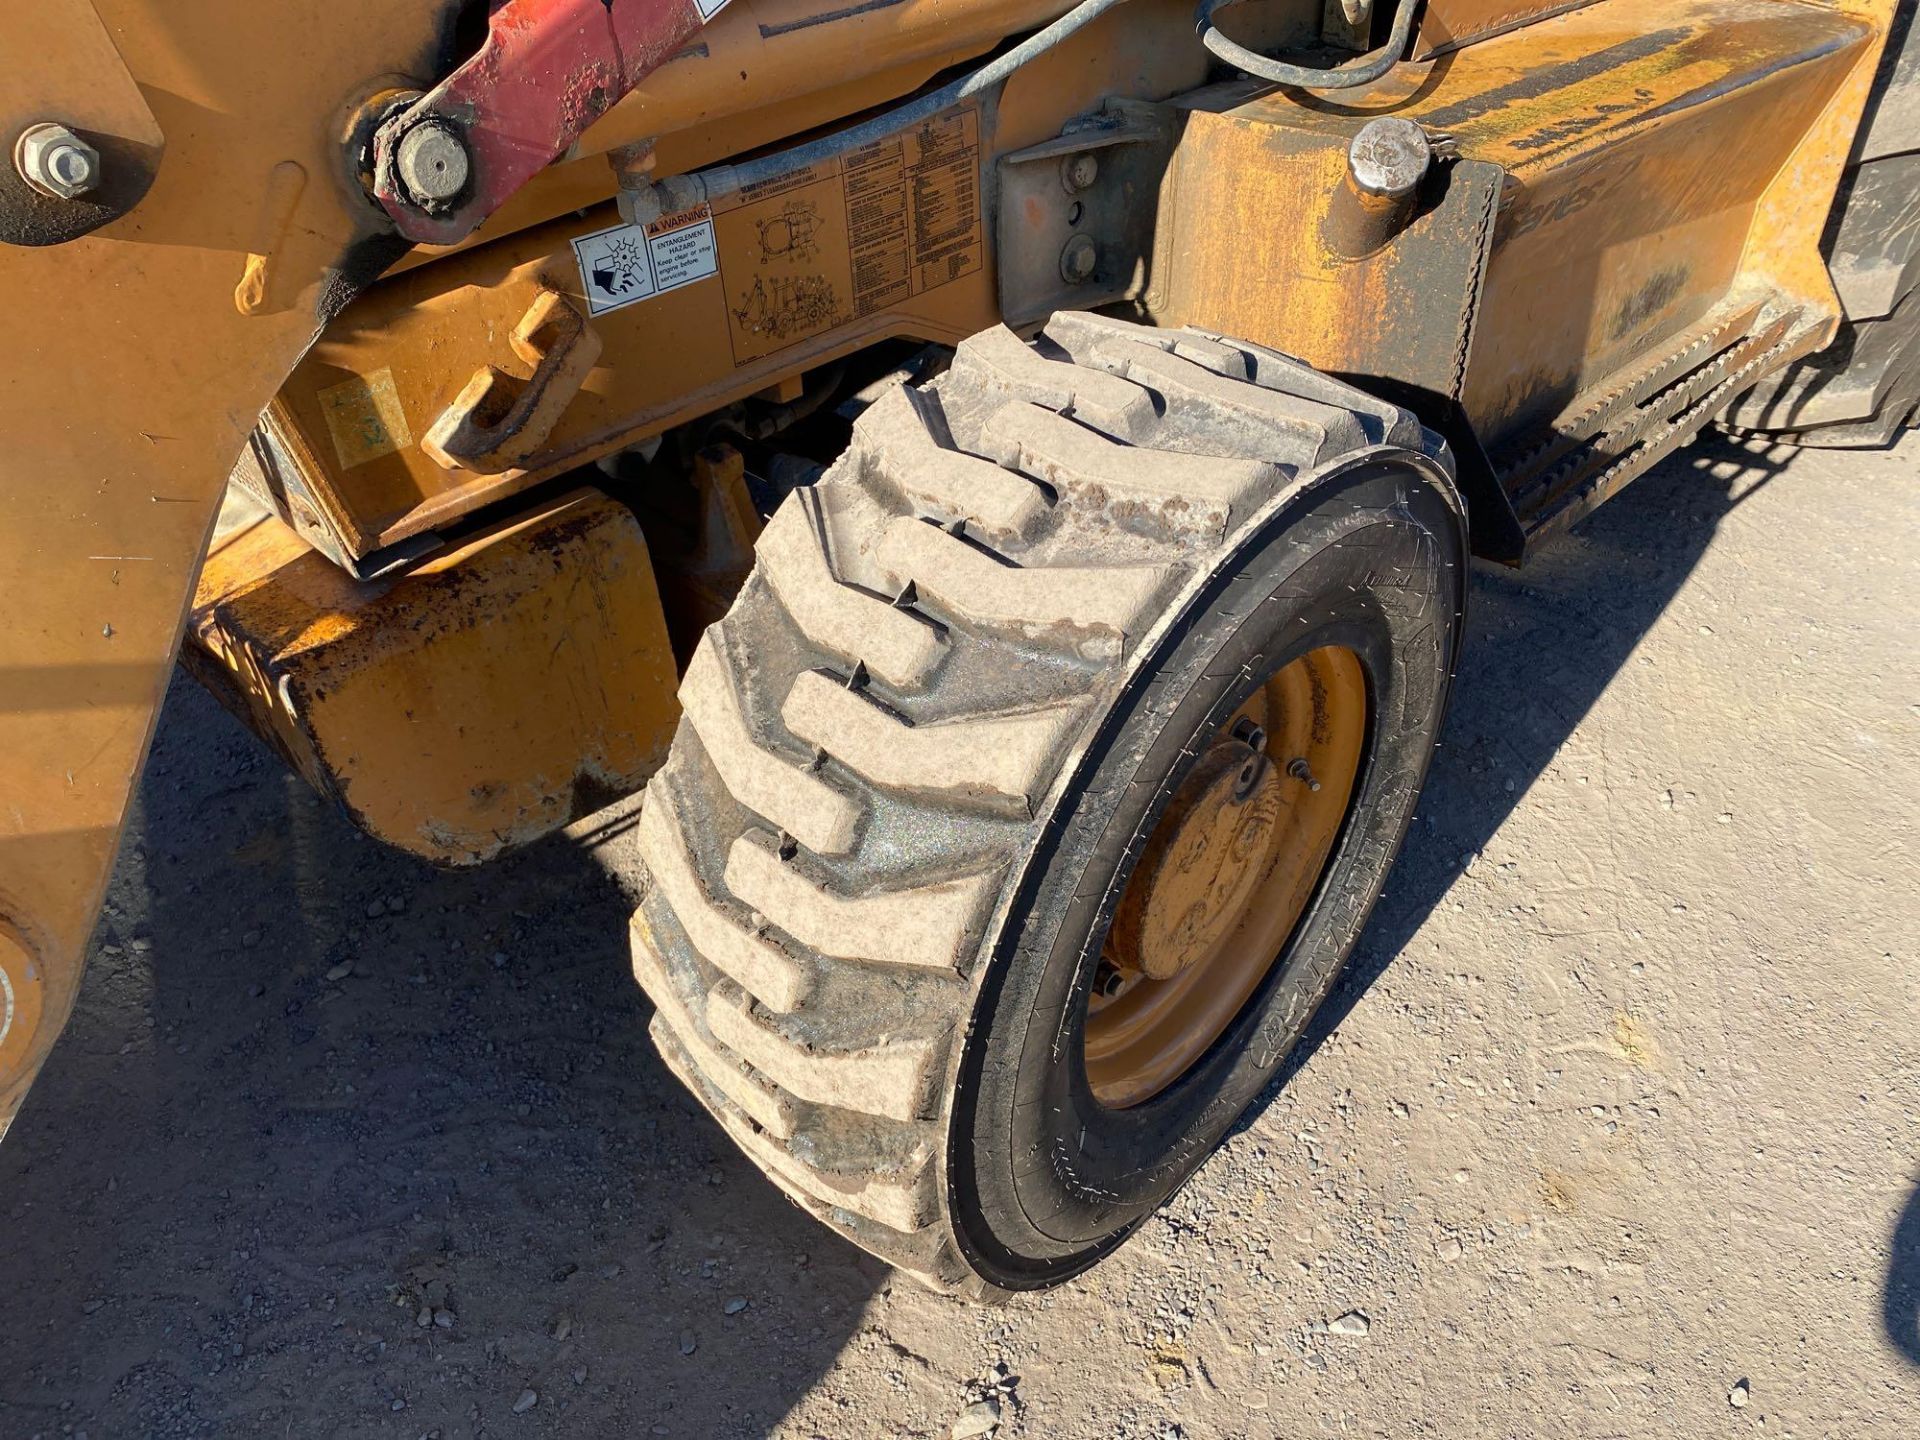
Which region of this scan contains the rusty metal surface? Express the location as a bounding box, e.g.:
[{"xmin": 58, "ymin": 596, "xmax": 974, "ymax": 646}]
[
  {"xmin": 0, "ymin": 0, "xmax": 461, "ymax": 1128},
  {"xmin": 1414, "ymin": 0, "xmax": 1604, "ymax": 60},
  {"xmin": 184, "ymin": 489, "xmax": 679, "ymax": 867},
  {"xmin": 1153, "ymin": 0, "xmax": 1892, "ymax": 562},
  {"xmin": 1149, "ymin": 112, "xmax": 1502, "ymax": 405}
]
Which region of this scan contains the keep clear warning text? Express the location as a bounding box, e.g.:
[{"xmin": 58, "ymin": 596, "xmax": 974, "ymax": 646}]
[{"xmin": 571, "ymin": 205, "xmax": 719, "ymax": 317}]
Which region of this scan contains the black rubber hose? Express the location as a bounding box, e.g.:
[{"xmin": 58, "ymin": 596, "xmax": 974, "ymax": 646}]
[{"xmin": 1196, "ymin": 0, "xmax": 1423, "ymax": 90}]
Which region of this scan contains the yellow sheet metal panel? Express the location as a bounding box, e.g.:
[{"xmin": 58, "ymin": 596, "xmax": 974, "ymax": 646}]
[
  {"xmin": 396, "ymin": 0, "xmax": 1083, "ymax": 269},
  {"xmin": 1167, "ymin": 0, "xmax": 1876, "ymax": 448},
  {"xmin": 253, "ymin": 0, "xmax": 1222, "ymax": 562},
  {"xmin": 1151, "ymin": 0, "xmax": 1892, "ymax": 558},
  {"xmin": 258, "ymin": 104, "xmax": 1001, "ymax": 559},
  {"xmin": 185, "ymin": 489, "xmax": 679, "ymax": 866}
]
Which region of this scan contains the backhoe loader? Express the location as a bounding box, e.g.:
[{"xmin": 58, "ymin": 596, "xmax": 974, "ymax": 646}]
[{"xmin": 2, "ymin": 0, "xmax": 1912, "ymax": 1295}]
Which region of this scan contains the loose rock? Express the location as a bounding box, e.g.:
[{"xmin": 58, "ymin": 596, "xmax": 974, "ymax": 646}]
[
  {"xmin": 1329, "ymin": 1311, "xmax": 1371, "ymax": 1337},
  {"xmin": 512, "ymin": 1388, "xmax": 539, "ymax": 1414},
  {"xmin": 1730, "ymin": 1378, "xmax": 1751, "ymax": 1409},
  {"xmin": 952, "ymin": 1397, "xmax": 1001, "ymax": 1438}
]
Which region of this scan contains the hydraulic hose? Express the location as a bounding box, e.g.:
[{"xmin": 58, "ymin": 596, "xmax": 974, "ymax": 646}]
[
  {"xmin": 703, "ymin": 0, "xmax": 1134, "ymax": 201},
  {"xmin": 1196, "ymin": 0, "xmax": 1422, "ymax": 91}
]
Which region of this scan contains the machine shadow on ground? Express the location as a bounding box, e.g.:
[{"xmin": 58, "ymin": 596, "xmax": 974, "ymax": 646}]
[
  {"xmin": 0, "ymin": 677, "xmax": 881, "ymax": 1436},
  {"xmin": 0, "ymin": 432, "xmax": 1862, "ymax": 1439},
  {"xmin": 1887, "ymin": 1183, "xmax": 1920, "ymax": 1368},
  {"xmin": 1248, "ymin": 436, "xmax": 1793, "ymax": 1098}
]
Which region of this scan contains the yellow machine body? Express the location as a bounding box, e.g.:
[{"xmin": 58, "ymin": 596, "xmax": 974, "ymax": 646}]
[
  {"xmin": 0, "ymin": 0, "xmax": 1898, "ymax": 1127},
  {"xmin": 186, "ymin": 488, "xmax": 679, "ymax": 866}
]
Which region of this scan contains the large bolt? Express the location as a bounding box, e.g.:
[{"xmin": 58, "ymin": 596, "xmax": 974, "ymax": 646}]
[
  {"xmin": 1061, "ymin": 151, "xmax": 1099, "ymax": 194},
  {"xmin": 394, "ymin": 120, "xmax": 472, "ymax": 210},
  {"xmin": 1060, "ymin": 233, "xmax": 1098, "ymax": 285},
  {"xmin": 14, "ymin": 123, "xmax": 100, "ymax": 201},
  {"xmin": 1347, "ymin": 116, "xmax": 1433, "ymax": 201},
  {"xmin": 1324, "ymin": 116, "xmax": 1434, "ymax": 259}
]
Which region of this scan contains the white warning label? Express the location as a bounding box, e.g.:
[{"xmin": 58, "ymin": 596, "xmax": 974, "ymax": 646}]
[
  {"xmin": 693, "ymin": 0, "xmax": 733, "ymax": 18},
  {"xmin": 647, "ymin": 206, "xmax": 720, "ymax": 290},
  {"xmin": 571, "ymin": 205, "xmax": 719, "ymax": 316}
]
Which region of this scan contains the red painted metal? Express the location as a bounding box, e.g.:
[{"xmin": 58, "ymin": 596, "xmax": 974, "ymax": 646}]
[{"xmin": 373, "ymin": 0, "xmax": 712, "ymax": 246}]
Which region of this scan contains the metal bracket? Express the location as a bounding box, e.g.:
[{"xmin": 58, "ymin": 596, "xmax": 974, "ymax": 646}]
[
  {"xmin": 422, "ymin": 290, "xmax": 604, "ymax": 475},
  {"xmin": 995, "ymin": 102, "xmax": 1179, "ymax": 330}
]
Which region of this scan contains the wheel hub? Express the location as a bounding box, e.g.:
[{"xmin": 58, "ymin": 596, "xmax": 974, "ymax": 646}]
[
  {"xmin": 1107, "ymin": 735, "xmax": 1281, "ymax": 982},
  {"xmin": 1084, "ymin": 646, "xmax": 1367, "ymax": 1109}
]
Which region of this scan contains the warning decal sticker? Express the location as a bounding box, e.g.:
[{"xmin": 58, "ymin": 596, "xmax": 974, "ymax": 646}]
[
  {"xmin": 561, "ymin": 106, "xmax": 982, "ymax": 367},
  {"xmin": 571, "ymin": 205, "xmax": 719, "ymax": 317},
  {"xmin": 714, "ymin": 109, "xmax": 983, "ymax": 366}
]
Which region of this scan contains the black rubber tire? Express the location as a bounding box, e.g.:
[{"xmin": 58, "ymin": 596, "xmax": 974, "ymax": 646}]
[
  {"xmin": 629, "ymin": 313, "xmax": 1467, "ymax": 1294},
  {"xmin": 952, "ymin": 455, "xmax": 1464, "ymax": 1288},
  {"xmin": 1733, "ymin": 7, "xmax": 1920, "ymax": 447}
]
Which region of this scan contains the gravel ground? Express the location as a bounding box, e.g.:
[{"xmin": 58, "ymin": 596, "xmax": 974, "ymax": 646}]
[{"xmin": 1, "ymin": 429, "xmax": 1915, "ymax": 1440}]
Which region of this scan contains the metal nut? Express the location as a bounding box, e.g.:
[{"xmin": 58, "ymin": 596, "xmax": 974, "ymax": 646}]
[
  {"xmin": 1061, "ymin": 151, "xmax": 1099, "ymax": 194},
  {"xmin": 1060, "ymin": 233, "xmax": 1098, "ymax": 285},
  {"xmin": 394, "ymin": 121, "xmax": 472, "ymax": 209},
  {"xmin": 14, "ymin": 123, "xmax": 100, "ymax": 201}
]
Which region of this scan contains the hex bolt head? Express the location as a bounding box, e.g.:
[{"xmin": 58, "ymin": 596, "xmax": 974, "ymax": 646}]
[
  {"xmin": 394, "ymin": 121, "xmax": 472, "ymax": 209},
  {"xmin": 14, "ymin": 123, "xmax": 101, "ymax": 201},
  {"xmin": 1061, "ymin": 151, "xmax": 1099, "ymax": 194},
  {"xmin": 1346, "ymin": 117, "xmax": 1433, "ymax": 201},
  {"xmin": 1060, "ymin": 233, "xmax": 1099, "ymax": 285}
]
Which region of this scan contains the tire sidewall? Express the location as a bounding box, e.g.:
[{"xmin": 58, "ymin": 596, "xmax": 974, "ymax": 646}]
[{"xmin": 948, "ymin": 454, "xmax": 1466, "ymax": 1289}]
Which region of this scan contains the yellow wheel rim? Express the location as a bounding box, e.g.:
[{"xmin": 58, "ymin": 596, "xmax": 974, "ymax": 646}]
[{"xmin": 1083, "ymin": 646, "xmax": 1367, "ymax": 1109}]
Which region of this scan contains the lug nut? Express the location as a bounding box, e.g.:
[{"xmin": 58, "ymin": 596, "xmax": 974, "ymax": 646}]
[
  {"xmin": 15, "ymin": 123, "xmax": 100, "ymax": 201},
  {"xmin": 394, "ymin": 120, "xmax": 472, "ymax": 210}
]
